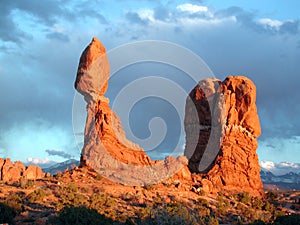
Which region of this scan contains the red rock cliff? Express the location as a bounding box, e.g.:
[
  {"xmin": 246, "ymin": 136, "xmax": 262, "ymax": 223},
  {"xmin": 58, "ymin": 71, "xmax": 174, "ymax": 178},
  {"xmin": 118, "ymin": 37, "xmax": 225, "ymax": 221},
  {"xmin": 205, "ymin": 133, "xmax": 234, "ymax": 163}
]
[{"xmin": 184, "ymin": 76, "xmax": 263, "ymax": 196}]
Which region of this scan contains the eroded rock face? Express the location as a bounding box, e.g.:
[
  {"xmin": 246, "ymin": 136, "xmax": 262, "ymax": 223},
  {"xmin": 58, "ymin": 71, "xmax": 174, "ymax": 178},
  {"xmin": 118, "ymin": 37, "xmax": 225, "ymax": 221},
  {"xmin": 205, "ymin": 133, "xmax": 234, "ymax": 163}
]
[
  {"xmin": 0, "ymin": 158, "xmax": 44, "ymax": 182},
  {"xmin": 184, "ymin": 76, "xmax": 263, "ymax": 196},
  {"xmin": 75, "ymin": 37, "xmax": 153, "ymax": 168},
  {"xmin": 75, "ymin": 37, "xmax": 188, "ymax": 185}
]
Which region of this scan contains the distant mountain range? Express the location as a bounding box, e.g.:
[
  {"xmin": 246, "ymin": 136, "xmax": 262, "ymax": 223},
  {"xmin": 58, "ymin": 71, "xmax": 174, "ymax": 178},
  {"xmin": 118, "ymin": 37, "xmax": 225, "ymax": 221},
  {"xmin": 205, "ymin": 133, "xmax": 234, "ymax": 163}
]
[
  {"xmin": 259, "ymin": 161, "xmax": 300, "ymax": 190},
  {"xmin": 43, "ymin": 159, "xmax": 79, "ymax": 175},
  {"xmin": 41, "ymin": 159, "xmax": 300, "ymax": 190},
  {"xmin": 260, "ymin": 161, "xmax": 300, "ymax": 175},
  {"xmin": 261, "ymin": 169, "xmax": 300, "ymax": 190}
]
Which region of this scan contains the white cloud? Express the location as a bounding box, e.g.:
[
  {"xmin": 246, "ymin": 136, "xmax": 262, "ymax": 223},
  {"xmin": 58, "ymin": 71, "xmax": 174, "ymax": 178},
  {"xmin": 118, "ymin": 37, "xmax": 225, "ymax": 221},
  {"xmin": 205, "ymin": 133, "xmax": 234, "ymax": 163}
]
[
  {"xmin": 260, "ymin": 161, "xmax": 300, "ymax": 175},
  {"xmin": 176, "ymin": 4, "xmax": 208, "ymax": 14},
  {"xmin": 137, "ymin": 9, "xmax": 155, "ymax": 22},
  {"xmin": 258, "ymin": 18, "xmax": 283, "ymax": 29},
  {"xmin": 24, "ymin": 157, "xmax": 57, "ymax": 168},
  {"xmin": 260, "ymin": 161, "xmax": 275, "ymax": 170},
  {"xmin": 279, "ymin": 162, "xmax": 299, "ymax": 169},
  {"xmin": 25, "ymin": 157, "xmax": 54, "ymax": 165}
]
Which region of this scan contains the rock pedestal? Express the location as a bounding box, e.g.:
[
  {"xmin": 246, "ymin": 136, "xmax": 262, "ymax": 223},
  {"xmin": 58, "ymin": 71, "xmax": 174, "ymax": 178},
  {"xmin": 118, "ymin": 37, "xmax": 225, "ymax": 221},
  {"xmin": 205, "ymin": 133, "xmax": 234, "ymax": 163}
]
[
  {"xmin": 75, "ymin": 37, "xmax": 153, "ymax": 168},
  {"xmin": 75, "ymin": 37, "xmax": 188, "ymax": 186}
]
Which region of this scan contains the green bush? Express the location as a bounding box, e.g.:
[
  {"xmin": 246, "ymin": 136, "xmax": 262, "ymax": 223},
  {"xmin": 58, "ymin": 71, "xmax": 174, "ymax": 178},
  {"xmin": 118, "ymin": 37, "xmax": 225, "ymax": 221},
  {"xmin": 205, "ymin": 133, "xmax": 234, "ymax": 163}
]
[
  {"xmin": 252, "ymin": 198, "xmax": 264, "ymax": 210},
  {"xmin": 273, "ymin": 214, "xmax": 300, "ymax": 225},
  {"xmin": 216, "ymin": 196, "xmax": 229, "ymax": 216},
  {"xmin": 250, "ymin": 220, "xmax": 267, "ymax": 225},
  {"xmin": 265, "ymin": 191, "xmax": 278, "ymax": 201},
  {"xmin": 3, "ymin": 192, "xmax": 23, "ymax": 213},
  {"xmin": 48, "ymin": 205, "xmax": 115, "ymax": 225},
  {"xmin": 141, "ymin": 202, "xmax": 198, "ymax": 225},
  {"xmin": 263, "ymin": 201, "xmax": 275, "ymax": 213},
  {"xmin": 28, "ymin": 188, "xmax": 46, "ymax": 202},
  {"xmin": 89, "ymin": 193, "xmax": 117, "ymax": 209},
  {"xmin": 19, "ymin": 177, "xmax": 35, "ymax": 189},
  {"xmin": 198, "ymin": 216, "xmax": 219, "ymax": 225},
  {"xmin": 237, "ymin": 192, "xmax": 251, "ymax": 205},
  {"xmin": 55, "ymin": 183, "xmax": 88, "ymax": 208},
  {"xmin": 0, "ymin": 202, "xmax": 16, "ymax": 224},
  {"xmin": 198, "ymin": 198, "xmax": 209, "ymax": 208}
]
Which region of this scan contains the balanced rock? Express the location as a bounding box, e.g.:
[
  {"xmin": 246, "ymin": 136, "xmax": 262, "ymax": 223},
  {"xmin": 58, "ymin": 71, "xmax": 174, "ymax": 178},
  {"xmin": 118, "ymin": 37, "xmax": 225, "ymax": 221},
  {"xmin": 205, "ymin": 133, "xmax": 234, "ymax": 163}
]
[
  {"xmin": 184, "ymin": 76, "xmax": 263, "ymax": 196},
  {"xmin": 75, "ymin": 37, "xmax": 188, "ymax": 185},
  {"xmin": 75, "ymin": 37, "xmax": 153, "ymax": 168}
]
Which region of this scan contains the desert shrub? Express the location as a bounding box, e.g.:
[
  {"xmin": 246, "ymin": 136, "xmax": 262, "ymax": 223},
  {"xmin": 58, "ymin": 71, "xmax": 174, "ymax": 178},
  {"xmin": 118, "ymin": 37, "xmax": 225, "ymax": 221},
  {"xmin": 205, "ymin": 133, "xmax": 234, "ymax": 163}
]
[
  {"xmin": 216, "ymin": 196, "xmax": 229, "ymax": 216},
  {"xmin": 95, "ymin": 173, "xmax": 103, "ymax": 181},
  {"xmin": 48, "ymin": 205, "xmax": 115, "ymax": 225},
  {"xmin": 237, "ymin": 192, "xmax": 251, "ymax": 205},
  {"xmin": 198, "ymin": 215, "xmax": 219, "ymax": 225},
  {"xmin": 89, "ymin": 193, "xmax": 117, "ymax": 209},
  {"xmin": 0, "ymin": 202, "xmax": 16, "ymax": 224},
  {"xmin": 252, "ymin": 198, "xmax": 264, "ymax": 210},
  {"xmin": 55, "ymin": 183, "xmax": 88, "ymax": 209},
  {"xmin": 197, "ymin": 198, "xmax": 210, "ymax": 216},
  {"xmin": 152, "ymin": 196, "xmax": 165, "ymax": 206},
  {"xmin": 135, "ymin": 205, "xmax": 153, "ymax": 220},
  {"xmin": 273, "ymin": 214, "xmax": 300, "ymax": 225},
  {"xmin": 3, "ymin": 192, "xmax": 24, "ymax": 213},
  {"xmin": 19, "ymin": 177, "xmax": 35, "ymax": 189},
  {"xmin": 28, "ymin": 188, "xmax": 46, "ymax": 202},
  {"xmin": 263, "ymin": 201, "xmax": 275, "ymax": 213},
  {"xmin": 265, "ymin": 191, "xmax": 278, "ymax": 201},
  {"xmin": 89, "ymin": 193, "xmax": 118, "ymax": 220},
  {"xmin": 198, "ymin": 198, "xmax": 209, "ymax": 208},
  {"xmin": 249, "ymin": 220, "xmax": 267, "ymax": 225},
  {"xmin": 120, "ymin": 192, "xmax": 135, "ymax": 201},
  {"xmin": 144, "ymin": 184, "xmax": 154, "ymax": 191},
  {"xmin": 141, "ymin": 202, "xmax": 198, "ymax": 225},
  {"xmin": 198, "ymin": 189, "xmax": 205, "ymax": 196}
]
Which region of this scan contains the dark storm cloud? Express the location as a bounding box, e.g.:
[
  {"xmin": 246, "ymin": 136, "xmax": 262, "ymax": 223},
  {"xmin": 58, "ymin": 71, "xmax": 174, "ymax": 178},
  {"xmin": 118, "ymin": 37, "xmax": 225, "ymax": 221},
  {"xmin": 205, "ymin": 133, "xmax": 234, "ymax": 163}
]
[
  {"xmin": 1, "ymin": 1, "xmax": 300, "ymax": 162},
  {"xmin": 46, "ymin": 149, "xmax": 72, "ymax": 159},
  {"xmin": 0, "ymin": 0, "xmax": 108, "ymax": 44},
  {"xmin": 266, "ymin": 144, "xmax": 276, "ymax": 149},
  {"xmin": 0, "ymin": 1, "xmax": 26, "ymax": 43},
  {"xmin": 125, "ymin": 12, "xmax": 149, "ymax": 25},
  {"xmin": 280, "ymin": 20, "xmax": 300, "ymax": 34},
  {"xmin": 110, "ymin": 4, "xmax": 300, "ymax": 147},
  {"xmin": 77, "ymin": 9, "xmax": 108, "ymax": 24},
  {"xmin": 46, "ymin": 32, "xmax": 70, "ymax": 42},
  {"xmin": 153, "ymin": 6, "xmax": 169, "ymax": 21}
]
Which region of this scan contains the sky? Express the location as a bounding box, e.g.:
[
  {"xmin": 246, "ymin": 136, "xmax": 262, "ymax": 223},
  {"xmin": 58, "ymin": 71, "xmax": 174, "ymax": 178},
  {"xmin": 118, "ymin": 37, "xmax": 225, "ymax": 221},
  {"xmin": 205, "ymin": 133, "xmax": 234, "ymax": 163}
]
[{"xmin": 0, "ymin": 0, "xmax": 299, "ymax": 170}]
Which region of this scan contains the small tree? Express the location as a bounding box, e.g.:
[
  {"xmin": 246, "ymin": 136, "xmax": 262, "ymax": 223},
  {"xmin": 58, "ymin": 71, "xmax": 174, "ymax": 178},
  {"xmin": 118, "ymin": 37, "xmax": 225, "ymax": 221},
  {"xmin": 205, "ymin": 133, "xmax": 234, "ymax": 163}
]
[
  {"xmin": 0, "ymin": 202, "xmax": 16, "ymax": 224},
  {"xmin": 48, "ymin": 205, "xmax": 114, "ymax": 225}
]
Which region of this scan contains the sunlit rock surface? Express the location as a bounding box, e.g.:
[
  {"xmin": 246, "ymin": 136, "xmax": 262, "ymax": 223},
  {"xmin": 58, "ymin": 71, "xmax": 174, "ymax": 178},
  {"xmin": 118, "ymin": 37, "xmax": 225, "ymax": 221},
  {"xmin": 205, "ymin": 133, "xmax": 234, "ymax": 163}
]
[{"xmin": 185, "ymin": 76, "xmax": 263, "ymax": 196}]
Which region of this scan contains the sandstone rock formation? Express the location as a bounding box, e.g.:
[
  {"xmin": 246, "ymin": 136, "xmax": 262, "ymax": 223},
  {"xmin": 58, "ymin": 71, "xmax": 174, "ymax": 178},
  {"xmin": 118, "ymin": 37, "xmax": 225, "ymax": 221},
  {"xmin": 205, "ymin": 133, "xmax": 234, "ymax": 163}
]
[
  {"xmin": 75, "ymin": 37, "xmax": 187, "ymax": 185},
  {"xmin": 0, "ymin": 158, "xmax": 44, "ymax": 182},
  {"xmin": 184, "ymin": 76, "xmax": 263, "ymax": 196},
  {"xmin": 75, "ymin": 37, "xmax": 153, "ymax": 167}
]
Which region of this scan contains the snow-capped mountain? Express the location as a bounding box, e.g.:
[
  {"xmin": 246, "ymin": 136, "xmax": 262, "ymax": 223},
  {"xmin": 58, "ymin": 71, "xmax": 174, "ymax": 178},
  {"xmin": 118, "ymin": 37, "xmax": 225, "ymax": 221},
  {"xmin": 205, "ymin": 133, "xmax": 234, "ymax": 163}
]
[
  {"xmin": 43, "ymin": 159, "xmax": 80, "ymax": 175},
  {"xmin": 260, "ymin": 161, "xmax": 300, "ymax": 190}
]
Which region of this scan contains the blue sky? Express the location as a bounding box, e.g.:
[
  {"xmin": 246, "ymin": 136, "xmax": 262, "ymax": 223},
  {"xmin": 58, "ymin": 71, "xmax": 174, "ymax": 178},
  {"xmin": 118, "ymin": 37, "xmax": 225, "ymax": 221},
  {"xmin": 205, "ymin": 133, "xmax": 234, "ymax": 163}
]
[{"xmin": 0, "ymin": 0, "xmax": 299, "ymax": 168}]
